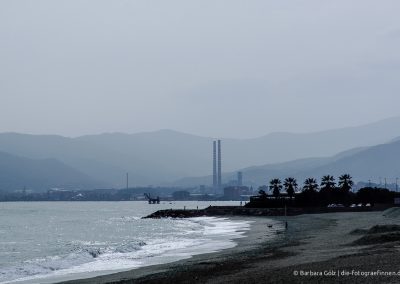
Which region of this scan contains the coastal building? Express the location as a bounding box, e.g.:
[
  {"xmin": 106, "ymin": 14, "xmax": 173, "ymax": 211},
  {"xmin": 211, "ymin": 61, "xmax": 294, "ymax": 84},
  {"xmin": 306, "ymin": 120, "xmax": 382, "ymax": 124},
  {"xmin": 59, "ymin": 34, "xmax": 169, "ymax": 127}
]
[
  {"xmin": 224, "ymin": 186, "xmax": 241, "ymax": 200},
  {"xmin": 224, "ymin": 186, "xmax": 252, "ymax": 200},
  {"xmin": 172, "ymin": 190, "xmax": 190, "ymax": 200}
]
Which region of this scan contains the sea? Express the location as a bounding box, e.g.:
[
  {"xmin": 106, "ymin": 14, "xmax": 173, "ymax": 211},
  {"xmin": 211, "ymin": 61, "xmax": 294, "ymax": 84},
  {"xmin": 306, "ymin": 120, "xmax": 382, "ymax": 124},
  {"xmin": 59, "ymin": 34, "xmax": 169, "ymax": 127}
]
[{"xmin": 0, "ymin": 201, "xmax": 257, "ymax": 284}]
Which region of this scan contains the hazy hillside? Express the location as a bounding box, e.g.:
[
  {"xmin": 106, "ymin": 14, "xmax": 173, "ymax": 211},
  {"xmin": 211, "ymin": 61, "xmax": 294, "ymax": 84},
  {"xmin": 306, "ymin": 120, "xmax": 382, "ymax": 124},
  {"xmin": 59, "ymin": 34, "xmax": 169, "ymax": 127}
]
[
  {"xmin": 1, "ymin": 116, "xmax": 400, "ymax": 188},
  {"xmin": 0, "ymin": 131, "xmax": 209, "ymax": 188},
  {"xmin": 308, "ymin": 141, "xmax": 400, "ymax": 182},
  {"xmin": 175, "ymin": 140, "xmax": 400, "ymax": 187},
  {"xmin": 0, "ymin": 151, "xmax": 103, "ymax": 192},
  {"xmin": 173, "ymin": 157, "xmax": 333, "ymax": 187}
]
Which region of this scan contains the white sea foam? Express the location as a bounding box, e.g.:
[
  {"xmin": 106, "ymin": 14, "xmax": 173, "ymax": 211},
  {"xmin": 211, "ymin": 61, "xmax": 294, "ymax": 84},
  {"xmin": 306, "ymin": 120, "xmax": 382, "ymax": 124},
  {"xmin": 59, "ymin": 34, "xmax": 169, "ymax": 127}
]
[{"xmin": 1, "ymin": 216, "xmax": 254, "ymax": 284}]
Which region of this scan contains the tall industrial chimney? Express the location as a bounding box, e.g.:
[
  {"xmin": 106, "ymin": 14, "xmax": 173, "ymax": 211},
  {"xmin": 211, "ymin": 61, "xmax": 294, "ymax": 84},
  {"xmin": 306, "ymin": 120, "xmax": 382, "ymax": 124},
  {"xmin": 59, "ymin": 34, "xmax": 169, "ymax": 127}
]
[
  {"xmin": 237, "ymin": 171, "xmax": 243, "ymax": 186},
  {"xmin": 217, "ymin": 140, "xmax": 222, "ymax": 188},
  {"xmin": 213, "ymin": 141, "xmax": 217, "ymax": 188}
]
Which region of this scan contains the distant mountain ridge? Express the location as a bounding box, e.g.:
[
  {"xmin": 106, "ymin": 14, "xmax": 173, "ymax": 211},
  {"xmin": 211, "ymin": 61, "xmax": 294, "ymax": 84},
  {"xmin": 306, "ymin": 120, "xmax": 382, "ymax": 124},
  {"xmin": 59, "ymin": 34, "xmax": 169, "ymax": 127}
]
[
  {"xmin": 0, "ymin": 151, "xmax": 102, "ymax": 192},
  {"xmin": 1, "ymin": 116, "xmax": 400, "ymax": 190}
]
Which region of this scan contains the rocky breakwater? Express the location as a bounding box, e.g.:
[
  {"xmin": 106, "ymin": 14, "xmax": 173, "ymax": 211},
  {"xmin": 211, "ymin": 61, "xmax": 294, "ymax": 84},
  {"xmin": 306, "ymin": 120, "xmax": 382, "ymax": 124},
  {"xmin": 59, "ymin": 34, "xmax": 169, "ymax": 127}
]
[
  {"xmin": 143, "ymin": 206, "xmax": 304, "ymax": 219},
  {"xmin": 144, "ymin": 209, "xmax": 207, "ymax": 219}
]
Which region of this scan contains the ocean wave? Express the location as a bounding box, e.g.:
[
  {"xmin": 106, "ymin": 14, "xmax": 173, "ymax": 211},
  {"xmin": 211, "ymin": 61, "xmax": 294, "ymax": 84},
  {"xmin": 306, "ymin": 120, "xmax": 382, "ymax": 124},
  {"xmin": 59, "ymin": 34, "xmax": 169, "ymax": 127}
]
[
  {"xmin": 1, "ymin": 217, "xmax": 256, "ymax": 284},
  {"xmin": 0, "ymin": 240, "xmax": 147, "ymax": 283},
  {"xmin": 68, "ymin": 240, "xmax": 147, "ymax": 256}
]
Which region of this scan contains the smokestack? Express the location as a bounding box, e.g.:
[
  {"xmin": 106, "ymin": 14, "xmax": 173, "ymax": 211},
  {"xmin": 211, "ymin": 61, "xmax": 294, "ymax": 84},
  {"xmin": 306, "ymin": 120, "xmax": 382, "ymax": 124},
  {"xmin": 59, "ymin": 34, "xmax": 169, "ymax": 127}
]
[
  {"xmin": 213, "ymin": 141, "xmax": 217, "ymax": 187},
  {"xmin": 218, "ymin": 140, "xmax": 222, "ymax": 188},
  {"xmin": 237, "ymin": 171, "xmax": 243, "ymax": 186}
]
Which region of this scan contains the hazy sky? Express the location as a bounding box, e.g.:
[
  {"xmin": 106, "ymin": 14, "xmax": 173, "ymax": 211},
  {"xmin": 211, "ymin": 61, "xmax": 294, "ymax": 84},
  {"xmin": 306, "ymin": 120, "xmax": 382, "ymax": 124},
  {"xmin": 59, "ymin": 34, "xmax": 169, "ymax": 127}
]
[{"xmin": 1, "ymin": 0, "xmax": 400, "ymax": 138}]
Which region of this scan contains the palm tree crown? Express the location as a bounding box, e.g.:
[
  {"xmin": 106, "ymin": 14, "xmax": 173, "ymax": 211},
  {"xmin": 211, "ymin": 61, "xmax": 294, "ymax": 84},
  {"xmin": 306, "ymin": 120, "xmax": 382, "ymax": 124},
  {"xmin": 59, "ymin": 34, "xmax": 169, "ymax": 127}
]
[
  {"xmin": 321, "ymin": 175, "xmax": 336, "ymax": 190},
  {"xmin": 284, "ymin": 177, "xmax": 298, "ymax": 198},
  {"xmin": 269, "ymin": 178, "xmax": 283, "ymax": 197},
  {"xmin": 303, "ymin": 178, "xmax": 319, "ymax": 192},
  {"xmin": 338, "ymin": 174, "xmax": 354, "ymax": 192}
]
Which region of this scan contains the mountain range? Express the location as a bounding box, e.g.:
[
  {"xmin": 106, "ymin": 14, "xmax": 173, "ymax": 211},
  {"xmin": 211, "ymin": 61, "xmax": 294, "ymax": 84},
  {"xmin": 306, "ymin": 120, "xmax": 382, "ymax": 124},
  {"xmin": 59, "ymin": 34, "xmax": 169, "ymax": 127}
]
[
  {"xmin": 1, "ymin": 116, "xmax": 400, "ymax": 191},
  {"xmin": 0, "ymin": 151, "xmax": 102, "ymax": 191}
]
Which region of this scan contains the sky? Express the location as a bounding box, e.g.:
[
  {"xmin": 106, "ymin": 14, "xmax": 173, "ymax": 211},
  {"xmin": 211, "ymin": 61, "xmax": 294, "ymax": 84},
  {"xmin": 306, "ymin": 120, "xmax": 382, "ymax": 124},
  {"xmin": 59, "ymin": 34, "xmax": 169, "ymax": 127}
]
[{"xmin": 1, "ymin": 0, "xmax": 400, "ymax": 138}]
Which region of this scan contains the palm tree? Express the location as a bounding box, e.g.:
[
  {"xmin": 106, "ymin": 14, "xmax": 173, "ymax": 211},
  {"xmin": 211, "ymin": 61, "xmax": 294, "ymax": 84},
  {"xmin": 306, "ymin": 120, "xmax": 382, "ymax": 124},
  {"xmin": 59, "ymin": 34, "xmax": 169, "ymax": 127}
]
[
  {"xmin": 269, "ymin": 178, "xmax": 282, "ymax": 198},
  {"xmin": 338, "ymin": 174, "xmax": 354, "ymax": 193},
  {"xmin": 284, "ymin": 177, "xmax": 298, "ymax": 199},
  {"xmin": 319, "ymin": 175, "xmax": 336, "ymax": 205},
  {"xmin": 303, "ymin": 178, "xmax": 319, "ymax": 192},
  {"xmin": 321, "ymin": 175, "xmax": 336, "ymax": 191}
]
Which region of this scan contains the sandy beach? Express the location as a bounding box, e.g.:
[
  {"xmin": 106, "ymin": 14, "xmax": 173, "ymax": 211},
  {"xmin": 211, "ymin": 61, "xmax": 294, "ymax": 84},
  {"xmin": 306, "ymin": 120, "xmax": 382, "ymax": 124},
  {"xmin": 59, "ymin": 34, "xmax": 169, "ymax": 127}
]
[{"xmin": 60, "ymin": 209, "xmax": 400, "ymax": 284}]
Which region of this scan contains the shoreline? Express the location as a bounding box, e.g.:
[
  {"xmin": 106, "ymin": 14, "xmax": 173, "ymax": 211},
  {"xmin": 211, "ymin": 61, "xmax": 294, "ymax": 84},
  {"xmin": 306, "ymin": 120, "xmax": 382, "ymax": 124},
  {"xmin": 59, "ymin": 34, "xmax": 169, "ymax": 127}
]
[
  {"xmin": 57, "ymin": 216, "xmax": 287, "ymax": 284},
  {"xmin": 59, "ymin": 209, "xmax": 400, "ymax": 284}
]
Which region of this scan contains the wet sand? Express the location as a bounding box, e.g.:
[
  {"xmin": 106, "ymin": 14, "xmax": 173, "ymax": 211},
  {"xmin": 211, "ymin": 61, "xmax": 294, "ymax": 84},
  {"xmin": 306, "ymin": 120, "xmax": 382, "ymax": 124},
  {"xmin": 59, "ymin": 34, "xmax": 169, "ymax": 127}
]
[{"xmin": 61, "ymin": 209, "xmax": 400, "ymax": 284}]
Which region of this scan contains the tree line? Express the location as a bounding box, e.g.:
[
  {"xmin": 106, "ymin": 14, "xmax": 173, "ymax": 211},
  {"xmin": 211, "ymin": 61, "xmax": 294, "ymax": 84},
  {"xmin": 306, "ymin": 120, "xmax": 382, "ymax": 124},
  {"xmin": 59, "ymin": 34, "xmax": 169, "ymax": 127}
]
[
  {"xmin": 257, "ymin": 174, "xmax": 354, "ymax": 199},
  {"xmin": 249, "ymin": 174, "xmax": 397, "ymax": 207}
]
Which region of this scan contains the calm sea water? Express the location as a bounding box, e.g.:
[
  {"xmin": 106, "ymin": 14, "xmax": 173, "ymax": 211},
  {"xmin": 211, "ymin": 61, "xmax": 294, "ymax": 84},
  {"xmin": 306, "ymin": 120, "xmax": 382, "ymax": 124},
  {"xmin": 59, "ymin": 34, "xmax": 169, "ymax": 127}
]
[{"xmin": 0, "ymin": 201, "xmax": 254, "ymax": 284}]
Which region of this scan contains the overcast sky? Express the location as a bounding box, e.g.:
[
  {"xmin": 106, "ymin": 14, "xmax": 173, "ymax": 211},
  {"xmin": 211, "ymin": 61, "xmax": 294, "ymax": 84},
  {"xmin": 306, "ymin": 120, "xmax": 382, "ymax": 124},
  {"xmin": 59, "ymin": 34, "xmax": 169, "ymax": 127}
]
[{"xmin": 1, "ymin": 0, "xmax": 400, "ymax": 138}]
